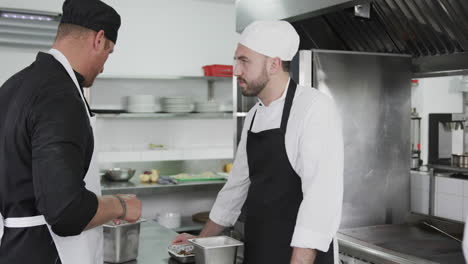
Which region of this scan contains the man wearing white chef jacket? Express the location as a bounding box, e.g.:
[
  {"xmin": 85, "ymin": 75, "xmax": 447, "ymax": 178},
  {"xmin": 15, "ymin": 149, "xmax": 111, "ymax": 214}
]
[
  {"xmin": 0, "ymin": 1, "xmax": 141, "ymax": 263},
  {"xmin": 174, "ymin": 20, "xmax": 344, "ymax": 264}
]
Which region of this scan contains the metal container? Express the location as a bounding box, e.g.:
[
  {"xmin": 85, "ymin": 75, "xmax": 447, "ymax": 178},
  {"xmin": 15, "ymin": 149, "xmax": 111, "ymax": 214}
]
[
  {"xmin": 103, "ymin": 219, "xmax": 145, "ymax": 263},
  {"xmin": 188, "ymin": 236, "xmax": 243, "ymax": 264},
  {"xmin": 103, "ymin": 168, "xmax": 136, "ymax": 182},
  {"xmin": 452, "ymin": 154, "xmax": 461, "ymax": 167},
  {"xmin": 168, "ymin": 244, "xmax": 195, "ymax": 263},
  {"xmin": 461, "ymin": 155, "xmax": 468, "ymax": 168}
]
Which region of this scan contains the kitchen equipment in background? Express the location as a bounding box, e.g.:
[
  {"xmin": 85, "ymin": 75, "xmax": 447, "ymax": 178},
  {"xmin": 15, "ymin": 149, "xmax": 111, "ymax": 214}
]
[
  {"xmin": 195, "ymin": 101, "xmax": 221, "ymax": 113},
  {"xmin": 103, "ymin": 219, "xmax": 146, "ymax": 263},
  {"xmin": 219, "ymin": 101, "xmax": 234, "ymax": 112},
  {"xmin": 103, "ymin": 168, "xmax": 136, "ymax": 182},
  {"xmin": 125, "ymin": 95, "xmax": 159, "ymax": 113},
  {"xmin": 91, "ymin": 104, "xmax": 126, "ymax": 114},
  {"xmin": 453, "ymin": 154, "xmax": 468, "ymax": 168},
  {"xmin": 428, "ymin": 113, "xmax": 465, "ymax": 166},
  {"xmin": 161, "ymin": 97, "xmax": 194, "ymax": 113},
  {"xmin": 156, "ymin": 212, "xmax": 181, "ymax": 229},
  {"xmin": 419, "ymin": 221, "xmax": 462, "ymax": 243},
  {"xmin": 188, "ymin": 236, "xmax": 243, "ymax": 264},
  {"xmin": 202, "ymin": 65, "xmax": 233, "ymax": 77},
  {"xmin": 411, "ymin": 108, "xmax": 422, "ymax": 170},
  {"xmin": 452, "ymin": 154, "xmax": 461, "ymax": 167},
  {"xmin": 192, "ymin": 211, "xmax": 210, "ymax": 224},
  {"xmin": 168, "ymin": 244, "xmax": 195, "ymax": 263}
]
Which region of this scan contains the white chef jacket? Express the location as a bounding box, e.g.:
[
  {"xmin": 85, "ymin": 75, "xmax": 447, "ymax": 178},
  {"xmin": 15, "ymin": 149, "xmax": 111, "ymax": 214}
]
[{"xmin": 210, "ymin": 79, "xmax": 344, "ymax": 252}]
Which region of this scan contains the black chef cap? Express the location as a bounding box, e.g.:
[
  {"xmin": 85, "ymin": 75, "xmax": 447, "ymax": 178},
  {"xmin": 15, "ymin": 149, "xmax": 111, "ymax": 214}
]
[{"xmin": 61, "ymin": 0, "xmax": 121, "ymax": 44}]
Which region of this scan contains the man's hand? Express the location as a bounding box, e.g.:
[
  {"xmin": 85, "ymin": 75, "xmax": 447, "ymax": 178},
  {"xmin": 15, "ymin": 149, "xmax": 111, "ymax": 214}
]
[
  {"xmin": 290, "ymin": 247, "xmax": 317, "ymax": 264},
  {"xmin": 171, "ymin": 219, "xmax": 227, "ymax": 245},
  {"xmin": 85, "ymin": 194, "xmax": 142, "ymax": 230},
  {"xmin": 118, "ymin": 194, "xmax": 142, "ymax": 223},
  {"xmin": 172, "ymin": 233, "xmax": 197, "ymax": 245}
]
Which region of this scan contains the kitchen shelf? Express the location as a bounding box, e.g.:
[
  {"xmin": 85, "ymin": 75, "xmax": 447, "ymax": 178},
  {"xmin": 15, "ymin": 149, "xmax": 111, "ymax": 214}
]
[
  {"xmin": 95, "ymin": 112, "xmax": 233, "ymax": 119},
  {"xmin": 428, "ymin": 164, "xmax": 468, "ymax": 173},
  {"xmin": 101, "ymin": 178, "xmax": 226, "ymax": 196},
  {"xmin": 98, "ymin": 73, "xmax": 232, "ymax": 82},
  {"xmin": 98, "ymin": 147, "xmax": 233, "ymax": 163}
]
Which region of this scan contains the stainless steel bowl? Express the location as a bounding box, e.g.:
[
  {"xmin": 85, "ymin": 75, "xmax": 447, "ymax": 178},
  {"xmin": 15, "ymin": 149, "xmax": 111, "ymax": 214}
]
[{"xmin": 104, "ymin": 168, "xmax": 136, "ymax": 181}]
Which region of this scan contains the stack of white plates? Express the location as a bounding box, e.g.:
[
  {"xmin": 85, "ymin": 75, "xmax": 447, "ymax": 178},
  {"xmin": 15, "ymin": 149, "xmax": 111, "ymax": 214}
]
[
  {"xmin": 126, "ymin": 95, "xmax": 159, "ymax": 113},
  {"xmin": 195, "ymin": 101, "xmax": 220, "ymax": 113},
  {"xmin": 161, "ymin": 97, "xmax": 194, "ymax": 113}
]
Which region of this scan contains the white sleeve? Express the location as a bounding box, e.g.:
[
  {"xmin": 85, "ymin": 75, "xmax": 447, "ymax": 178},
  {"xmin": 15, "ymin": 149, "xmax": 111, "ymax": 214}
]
[
  {"xmin": 209, "ymin": 111, "xmax": 253, "ymax": 227},
  {"xmin": 290, "ymin": 98, "xmax": 344, "ymax": 252}
]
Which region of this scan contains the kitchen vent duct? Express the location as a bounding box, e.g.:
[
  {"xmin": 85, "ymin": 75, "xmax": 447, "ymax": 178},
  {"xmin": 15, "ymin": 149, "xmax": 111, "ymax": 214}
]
[
  {"xmin": 294, "ymin": 0, "xmax": 468, "ymax": 57},
  {"xmin": 0, "ymin": 9, "xmax": 60, "ymax": 48}
]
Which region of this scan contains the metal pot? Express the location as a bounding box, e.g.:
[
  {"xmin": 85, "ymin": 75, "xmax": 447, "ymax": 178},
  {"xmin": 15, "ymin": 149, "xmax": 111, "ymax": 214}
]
[
  {"xmin": 452, "ymin": 154, "xmax": 461, "ymax": 167},
  {"xmin": 461, "ymin": 155, "xmax": 468, "ymax": 168},
  {"xmin": 411, "ymin": 157, "xmax": 420, "ymax": 169}
]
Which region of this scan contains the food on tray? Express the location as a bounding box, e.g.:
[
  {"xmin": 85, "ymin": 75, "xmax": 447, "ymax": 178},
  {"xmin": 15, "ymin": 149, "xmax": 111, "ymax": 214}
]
[
  {"xmin": 223, "ymin": 163, "xmax": 233, "ymax": 173},
  {"xmin": 200, "ymin": 171, "xmax": 215, "ymax": 177},
  {"xmin": 178, "ymin": 249, "xmax": 193, "ymax": 256},
  {"xmin": 139, "ymin": 169, "xmax": 159, "ymax": 183},
  {"xmin": 168, "ymin": 244, "xmax": 195, "ymax": 258},
  {"xmin": 169, "ymin": 171, "xmax": 226, "ymax": 182}
]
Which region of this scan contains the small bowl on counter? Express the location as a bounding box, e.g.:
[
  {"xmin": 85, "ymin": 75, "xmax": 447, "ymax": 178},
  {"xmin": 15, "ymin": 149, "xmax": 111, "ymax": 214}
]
[{"xmin": 103, "ymin": 168, "xmax": 136, "ymax": 182}]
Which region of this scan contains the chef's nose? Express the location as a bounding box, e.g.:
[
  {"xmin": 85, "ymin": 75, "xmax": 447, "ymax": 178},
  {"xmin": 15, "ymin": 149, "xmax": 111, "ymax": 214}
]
[
  {"xmin": 100, "ymin": 67, "xmax": 104, "ymax": 74},
  {"xmin": 233, "ymin": 63, "xmax": 241, "ymax": 77}
]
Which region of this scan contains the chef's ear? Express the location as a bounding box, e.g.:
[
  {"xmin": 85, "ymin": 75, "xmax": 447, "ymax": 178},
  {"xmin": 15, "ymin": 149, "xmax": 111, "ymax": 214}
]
[
  {"xmin": 267, "ymin": 57, "xmax": 282, "ymax": 75},
  {"xmin": 93, "ymin": 30, "xmax": 106, "ymax": 50}
]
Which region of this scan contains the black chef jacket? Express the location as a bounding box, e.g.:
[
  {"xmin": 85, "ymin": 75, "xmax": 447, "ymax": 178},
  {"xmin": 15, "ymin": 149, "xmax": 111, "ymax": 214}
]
[{"xmin": 0, "ymin": 52, "xmax": 98, "ymax": 264}]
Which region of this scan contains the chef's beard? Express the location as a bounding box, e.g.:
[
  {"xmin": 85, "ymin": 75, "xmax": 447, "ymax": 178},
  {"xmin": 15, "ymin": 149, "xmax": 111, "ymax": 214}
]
[{"xmin": 239, "ymin": 66, "xmax": 269, "ymax": 97}]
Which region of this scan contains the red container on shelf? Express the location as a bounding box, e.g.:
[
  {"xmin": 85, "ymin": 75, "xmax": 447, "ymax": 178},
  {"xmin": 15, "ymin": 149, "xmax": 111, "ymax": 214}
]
[{"xmin": 202, "ymin": 65, "xmax": 233, "ymax": 77}]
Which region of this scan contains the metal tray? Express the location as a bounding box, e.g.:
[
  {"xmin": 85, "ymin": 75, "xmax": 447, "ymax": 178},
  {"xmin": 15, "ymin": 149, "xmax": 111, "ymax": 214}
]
[{"xmin": 168, "ymin": 244, "xmax": 195, "ymax": 263}]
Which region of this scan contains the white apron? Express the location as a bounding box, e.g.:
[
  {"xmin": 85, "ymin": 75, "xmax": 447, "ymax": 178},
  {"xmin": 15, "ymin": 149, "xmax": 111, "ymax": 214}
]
[{"xmin": 0, "ymin": 49, "xmax": 103, "ymax": 264}]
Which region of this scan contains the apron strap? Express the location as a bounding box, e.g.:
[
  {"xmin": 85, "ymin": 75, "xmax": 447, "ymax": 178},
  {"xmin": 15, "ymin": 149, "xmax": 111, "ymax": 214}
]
[
  {"xmin": 248, "ymin": 79, "xmax": 298, "ymax": 132},
  {"xmin": 249, "ymin": 111, "xmax": 257, "ymax": 131},
  {"xmin": 280, "ymin": 79, "xmax": 297, "ymax": 131},
  {"xmin": 4, "ymin": 215, "xmax": 46, "ymax": 228},
  {"xmin": 0, "ymin": 213, "xmax": 46, "ymax": 247}
]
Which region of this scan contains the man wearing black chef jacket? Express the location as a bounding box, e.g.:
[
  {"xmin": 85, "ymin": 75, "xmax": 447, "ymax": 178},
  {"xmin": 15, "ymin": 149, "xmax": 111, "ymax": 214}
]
[
  {"xmin": 0, "ymin": 1, "xmax": 141, "ymax": 263},
  {"xmin": 174, "ymin": 20, "xmax": 344, "ymax": 264}
]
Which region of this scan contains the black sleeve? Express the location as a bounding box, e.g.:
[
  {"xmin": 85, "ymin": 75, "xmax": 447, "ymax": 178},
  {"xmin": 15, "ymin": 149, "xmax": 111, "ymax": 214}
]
[
  {"xmin": 30, "ymin": 86, "xmax": 98, "ymax": 236},
  {"xmin": 51, "ymin": 189, "xmax": 98, "ymax": 236}
]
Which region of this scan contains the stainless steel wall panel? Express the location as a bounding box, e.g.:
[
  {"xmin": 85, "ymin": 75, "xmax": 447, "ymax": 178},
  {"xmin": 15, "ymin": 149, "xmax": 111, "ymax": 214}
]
[{"xmin": 312, "ymin": 50, "xmax": 412, "ymax": 228}]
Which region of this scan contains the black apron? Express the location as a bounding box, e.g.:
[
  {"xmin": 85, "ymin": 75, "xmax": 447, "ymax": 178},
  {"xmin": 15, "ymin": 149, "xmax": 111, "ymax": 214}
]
[{"xmin": 243, "ymin": 80, "xmax": 334, "ymax": 264}]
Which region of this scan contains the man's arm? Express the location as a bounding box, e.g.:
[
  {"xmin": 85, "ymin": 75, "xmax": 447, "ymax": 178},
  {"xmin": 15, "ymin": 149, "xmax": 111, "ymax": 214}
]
[
  {"xmin": 31, "ymin": 89, "xmax": 140, "ymax": 236},
  {"xmin": 289, "ymin": 95, "xmax": 344, "ymax": 261},
  {"xmin": 173, "ymin": 107, "xmax": 256, "ymax": 244},
  {"xmin": 291, "ymin": 248, "xmax": 317, "ymax": 264}
]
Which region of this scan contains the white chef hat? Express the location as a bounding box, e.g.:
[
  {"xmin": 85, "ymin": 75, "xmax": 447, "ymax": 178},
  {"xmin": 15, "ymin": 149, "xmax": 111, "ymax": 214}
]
[{"xmin": 239, "ymin": 20, "xmax": 300, "ymax": 61}]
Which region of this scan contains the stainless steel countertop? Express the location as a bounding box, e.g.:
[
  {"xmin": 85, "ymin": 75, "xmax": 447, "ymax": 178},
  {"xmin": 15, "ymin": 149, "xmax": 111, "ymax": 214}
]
[
  {"xmin": 338, "ymin": 223, "xmax": 465, "ymax": 264},
  {"xmin": 111, "ymin": 221, "xmax": 242, "ymax": 264}
]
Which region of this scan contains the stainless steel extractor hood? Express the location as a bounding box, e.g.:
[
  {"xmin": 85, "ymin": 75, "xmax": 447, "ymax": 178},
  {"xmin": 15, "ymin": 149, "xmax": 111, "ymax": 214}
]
[{"xmin": 236, "ymin": 0, "xmax": 468, "ymax": 77}]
